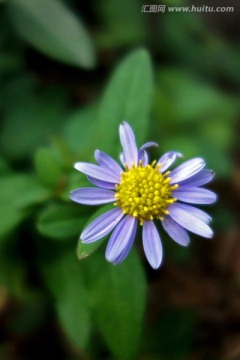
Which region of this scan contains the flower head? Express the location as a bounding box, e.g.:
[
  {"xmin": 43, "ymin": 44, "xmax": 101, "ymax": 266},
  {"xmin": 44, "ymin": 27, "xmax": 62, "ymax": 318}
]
[{"xmin": 70, "ymin": 122, "xmax": 216, "ymax": 269}]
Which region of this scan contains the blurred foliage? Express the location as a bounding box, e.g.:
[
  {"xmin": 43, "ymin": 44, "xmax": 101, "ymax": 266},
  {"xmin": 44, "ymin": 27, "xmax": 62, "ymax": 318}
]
[
  {"xmin": 7, "ymin": 0, "xmax": 96, "ymax": 68},
  {"xmin": 153, "ymin": 67, "xmax": 238, "ymax": 177},
  {"xmin": 0, "ymin": 0, "xmax": 239, "ymax": 359}
]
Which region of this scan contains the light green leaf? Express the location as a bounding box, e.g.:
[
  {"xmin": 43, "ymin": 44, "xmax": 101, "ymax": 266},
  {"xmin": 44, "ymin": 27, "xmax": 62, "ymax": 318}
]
[
  {"xmin": 37, "ymin": 203, "xmax": 88, "ymax": 240},
  {"xmin": 42, "ymin": 251, "xmax": 90, "ymax": 348},
  {"xmin": 85, "ymin": 249, "xmax": 147, "ymax": 360},
  {"xmin": 7, "ymin": 0, "xmax": 95, "ymax": 68},
  {"xmin": 95, "ymin": 49, "xmax": 153, "ymax": 156},
  {"xmin": 77, "ymin": 204, "xmax": 113, "ymax": 260}
]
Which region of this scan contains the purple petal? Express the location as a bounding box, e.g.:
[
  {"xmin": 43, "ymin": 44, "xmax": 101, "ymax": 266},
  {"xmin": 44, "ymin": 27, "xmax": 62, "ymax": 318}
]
[
  {"xmin": 161, "ymin": 216, "xmax": 190, "ymax": 246},
  {"xmin": 168, "ymin": 203, "xmax": 213, "ymax": 238},
  {"xmin": 173, "ymin": 186, "xmax": 217, "ymax": 204},
  {"xmin": 140, "ymin": 142, "xmax": 158, "ymax": 151},
  {"xmin": 172, "ymin": 203, "xmax": 212, "ymax": 224},
  {"xmin": 177, "ymin": 169, "xmax": 215, "ymax": 187},
  {"xmin": 70, "ymin": 188, "xmax": 116, "ymax": 205},
  {"xmin": 142, "ymin": 221, "xmax": 163, "ymax": 269},
  {"xmin": 94, "ymin": 150, "xmax": 123, "ymax": 176},
  {"xmin": 81, "ymin": 208, "xmax": 124, "ymax": 243},
  {"xmin": 119, "ymin": 121, "xmax": 138, "ymax": 167},
  {"xmin": 170, "ymin": 158, "xmax": 205, "ymax": 184},
  {"xmin": 119, "ymin": 152, "xmax": 125, "ymax": 166},
  {"xmin": 157, "ymin": 151, "xmax": 183, "ymax": 173},
  {"xmin": 74, "ymin": 162, "xmax": 120, "ymax": 183},
  {"xmin": 110, "ymin": 231, "xmax": 136, "ymax": 265},
  {"xmin": 138, "ymin": 142, "xmax": 158, "ymax": 166},
  {"xmin": 87, "ymin": 176, "xmax": 116, "ymax": 190},
  {"xmin": 105, "ymin": 215, "xmax": 137, "ymax": 264},
  {"xmin": 139, "ymin": 149, "xmax": 148, "ymax": 166}
]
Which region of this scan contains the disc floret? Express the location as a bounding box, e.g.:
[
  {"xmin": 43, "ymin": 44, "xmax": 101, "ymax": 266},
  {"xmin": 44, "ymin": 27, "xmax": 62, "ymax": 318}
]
[{"xmin": 115, "ymin": 161, "xmax": 178, "ymax": 225}]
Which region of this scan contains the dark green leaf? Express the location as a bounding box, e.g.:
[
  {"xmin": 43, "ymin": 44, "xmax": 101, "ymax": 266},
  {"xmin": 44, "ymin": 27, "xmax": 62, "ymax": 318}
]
[
  {"xmin": 42, "ymin": 251, "xmax": 90, "ymax": 348},
  {"xmin": 0, "ymin": 174, "xmax": 49, "ymax": 238},
  {"xmin": 0, "ymin": 86, "xmax": 69, "ymax": 160},
  {"xmin": 0, "ymin": 158, "xmax": 11, "ymax": 175},
  {"xmin": 96, "ymin": 0, "xmax": 146, "ymax": 48},
  {"xmin": 85, "ymin": 249, "xmax": 147, "ymax": 360},
  {"xmin": 37, "ymin": 203, "xmax": 88, "ymax": 240},
  {"xmin": 7, "ymin": 0, "xmax": 96, "ymax": 68},
  {"xmin": 34, "ymin": 147, "xmax": 64, "ymax": 188},
  {"xmin": 0, "ymin": 52, "xmax": 24, "ymax": 74},
  {"xmin": 0, "ymin": 250, "xmax": 26, "ymax": 299}
]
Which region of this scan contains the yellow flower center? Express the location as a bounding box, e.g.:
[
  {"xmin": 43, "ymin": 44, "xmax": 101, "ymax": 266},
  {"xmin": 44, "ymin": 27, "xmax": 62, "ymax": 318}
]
[{"xmin": 115, "ymin": 161, "xmax": 178, "ymax": 225}]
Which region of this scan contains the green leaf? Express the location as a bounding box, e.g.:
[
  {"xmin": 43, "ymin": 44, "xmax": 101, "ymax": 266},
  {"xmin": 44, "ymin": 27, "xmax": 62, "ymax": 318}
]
[
  {"xmin": 0, "ymin": 158, "xmax": 11, "ymax": 175},
  {"xmin": 34, "ymin": 147, "xmax": 64, "ymax": 188},
  {"xmin": 152, "ymin": 68, "xmax": 238, "ymax": 178},
  {"xmin": 155, "ymin": 68, "xmax": 238, "ymax": 125},
  {"xmin": 15, "ymin": 177, "xmax": 51, "ymax": 209},
  {"xmin": 0, "ymin": 8, "xmax": 25, "ymax": 76},
  {"xmin": 96, "ymin": 0, "xmax": 146, "ymax": 48},
  {"xmin": 0, "ymin": 85, "xmax": 69, "ymax": 160},
  {"xmin": 197, "ymin": 120, "xmax": 234, "ymax": 177},
  {"xmin": 42, "ymin": 251, "xmax": 91, "ymax": 348},
  {"xmin": 0, "ymin": 52, "xmax": 24, "ymax": 74},
  {"xmin": 0, "ymin": 249, "xmax": 26, "ymax": 299},
  {"xmin": 77, "ymin": 204, "xmax": 113, "ymax": 260},
  {"xmin": 63, "ymin": 104, "xmax": 98, "ymax": 158},
  {"xmin": 85, "ymin": 249, "xmax": 147, "ymax": 360},
  {"xmin": 37, "ymin": 203, "xmax": 88, "ymax": 240},
  {"xmin": 0, "ymin": 174, "xmax": 50, "ymax": 238},
  {"xmin": 7, "ymin": 0, "xmax": 96, "ymax": 68},
  {"xmin": 95, "ymin": 49, "xmax": 153, "ymax": 156}
]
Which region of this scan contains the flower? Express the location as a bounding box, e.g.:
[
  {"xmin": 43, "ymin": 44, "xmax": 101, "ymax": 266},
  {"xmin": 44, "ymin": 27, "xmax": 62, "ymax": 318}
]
[{"xmin": 70, "ymin": 121, "xmax": 216, "ymax": 269}]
